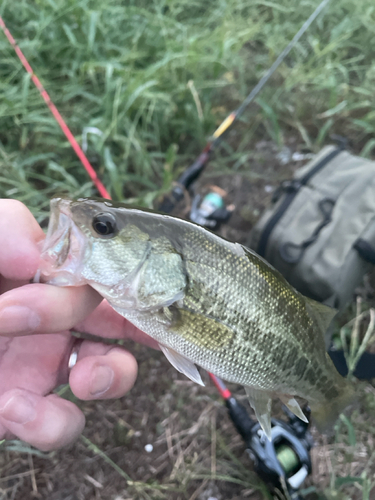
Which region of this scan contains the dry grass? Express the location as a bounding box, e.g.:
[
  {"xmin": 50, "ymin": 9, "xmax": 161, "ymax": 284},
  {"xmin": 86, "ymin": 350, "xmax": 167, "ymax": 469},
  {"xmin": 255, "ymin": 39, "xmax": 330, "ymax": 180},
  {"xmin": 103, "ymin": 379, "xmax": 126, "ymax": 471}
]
[{"xmin": 1, "ymin": 357, "xmax": 374, "ymax": 500}]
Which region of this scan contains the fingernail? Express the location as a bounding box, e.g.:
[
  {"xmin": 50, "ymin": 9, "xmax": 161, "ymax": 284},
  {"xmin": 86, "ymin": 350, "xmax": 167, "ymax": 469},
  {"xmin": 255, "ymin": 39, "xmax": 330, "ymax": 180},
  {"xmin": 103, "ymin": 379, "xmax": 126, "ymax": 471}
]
[
  {"xmin": 0, "ymin": 306, "xmax": 41, "ymax": 334},
  {"xmin": 90, "ymin": 365, "xmax": 114, "ymax": 396},
  {"xmin": 0, "ymin": 394, "xmax": 37, "ymax": 424}
]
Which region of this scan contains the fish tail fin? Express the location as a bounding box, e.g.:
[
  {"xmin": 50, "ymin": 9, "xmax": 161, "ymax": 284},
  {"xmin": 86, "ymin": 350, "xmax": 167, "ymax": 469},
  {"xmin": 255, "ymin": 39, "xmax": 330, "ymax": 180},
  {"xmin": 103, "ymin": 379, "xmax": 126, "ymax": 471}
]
[{"xmin": 310, "ymin": 380, "xmax": 356, "ymax": 432}]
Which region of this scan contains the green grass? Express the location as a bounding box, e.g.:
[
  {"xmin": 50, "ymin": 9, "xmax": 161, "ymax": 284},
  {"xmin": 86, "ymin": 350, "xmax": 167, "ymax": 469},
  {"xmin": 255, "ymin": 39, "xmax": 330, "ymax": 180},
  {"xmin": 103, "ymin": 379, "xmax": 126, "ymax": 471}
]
[{"xmin": 1, "ymin": 0, "xmax": 375, "ymax": 219}]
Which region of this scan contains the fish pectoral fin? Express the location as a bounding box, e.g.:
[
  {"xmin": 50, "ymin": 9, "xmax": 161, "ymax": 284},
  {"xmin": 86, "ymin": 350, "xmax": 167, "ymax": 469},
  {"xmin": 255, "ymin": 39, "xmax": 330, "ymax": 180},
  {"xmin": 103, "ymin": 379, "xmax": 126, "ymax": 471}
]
[
  {"xmin": 245, "ymin": 386, "xmax": 273, "ymax": 441},
  {"xmin": 305, "ymin": 297, "xmax": 337, "ymax": 334},
  {"xmin": 159, "ymin": 344, "xmax": 205, "ymax": 386},
  {"xmin": 279, "ymin": 395, "xmax": 309, "ymax": 423}
]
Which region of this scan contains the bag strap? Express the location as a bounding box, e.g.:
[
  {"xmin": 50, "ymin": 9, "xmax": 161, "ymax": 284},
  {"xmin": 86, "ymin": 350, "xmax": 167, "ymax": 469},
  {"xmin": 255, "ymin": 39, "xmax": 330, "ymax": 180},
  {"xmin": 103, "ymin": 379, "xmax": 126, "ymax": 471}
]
[
  {"xmin": 257, "ymin": 147, "xmax": 342, "ymax": 257},
  {"xmin": 279, "ymin": 198, "xmax": 335, "ymax": 264},
  {"xmin": 353, "ymin": 238, "xmax": 375, "ymax": 265}
]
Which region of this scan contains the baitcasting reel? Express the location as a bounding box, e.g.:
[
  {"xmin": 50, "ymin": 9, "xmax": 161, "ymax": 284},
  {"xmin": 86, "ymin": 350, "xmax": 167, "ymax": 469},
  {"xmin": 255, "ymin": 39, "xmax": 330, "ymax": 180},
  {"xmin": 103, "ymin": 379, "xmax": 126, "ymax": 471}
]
[{"xmin": 226, "ymin": 394, "xmax": 313, "ymax": 498}]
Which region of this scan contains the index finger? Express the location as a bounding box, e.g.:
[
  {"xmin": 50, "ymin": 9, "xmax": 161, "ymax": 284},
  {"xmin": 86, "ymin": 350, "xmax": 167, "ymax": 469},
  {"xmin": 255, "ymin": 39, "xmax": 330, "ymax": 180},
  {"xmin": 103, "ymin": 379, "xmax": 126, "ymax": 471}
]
[
  {"xmin": 75, "ymin": 300, "xmax": 159, "ymax": 349},
  {"xmin": 0, "ymin": 200, "xmax": 45, "ymax": 281}
]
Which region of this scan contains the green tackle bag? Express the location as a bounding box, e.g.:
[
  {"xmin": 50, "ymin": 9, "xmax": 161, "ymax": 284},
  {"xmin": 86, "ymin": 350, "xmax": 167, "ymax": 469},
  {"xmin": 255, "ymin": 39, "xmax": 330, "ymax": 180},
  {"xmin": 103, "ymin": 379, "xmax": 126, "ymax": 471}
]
[{"xmin": 249, "ymin": 145, "xmax": 375, "ymax": 311}]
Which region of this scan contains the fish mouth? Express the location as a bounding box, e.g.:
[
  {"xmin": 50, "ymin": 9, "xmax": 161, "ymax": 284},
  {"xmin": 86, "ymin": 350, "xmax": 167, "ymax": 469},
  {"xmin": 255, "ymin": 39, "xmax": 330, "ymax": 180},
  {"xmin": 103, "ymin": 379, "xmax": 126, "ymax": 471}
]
[{"xmin": 36, "ymin": 198, "xmax": 88, "ymax": 286}]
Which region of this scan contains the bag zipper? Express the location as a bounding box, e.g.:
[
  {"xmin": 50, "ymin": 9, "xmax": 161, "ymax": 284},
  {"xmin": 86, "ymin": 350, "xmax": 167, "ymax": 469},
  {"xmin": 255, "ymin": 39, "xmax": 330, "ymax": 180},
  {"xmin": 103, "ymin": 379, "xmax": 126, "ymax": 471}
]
[{"xmin": 257, "ymin": 147, "xmax": 342, "ymax": 257}]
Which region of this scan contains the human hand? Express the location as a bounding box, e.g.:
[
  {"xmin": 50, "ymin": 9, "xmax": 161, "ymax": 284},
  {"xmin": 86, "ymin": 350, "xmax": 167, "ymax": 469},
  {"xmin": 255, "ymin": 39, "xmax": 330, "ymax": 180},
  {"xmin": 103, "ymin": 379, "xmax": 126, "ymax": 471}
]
[{"xmin": 0, "ymin": 199, "xmax": 155, "ymax": 451}]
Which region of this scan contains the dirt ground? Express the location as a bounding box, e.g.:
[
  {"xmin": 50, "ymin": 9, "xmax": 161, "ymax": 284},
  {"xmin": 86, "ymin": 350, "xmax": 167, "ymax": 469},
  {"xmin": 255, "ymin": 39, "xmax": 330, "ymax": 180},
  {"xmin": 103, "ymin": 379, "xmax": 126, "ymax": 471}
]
[{"xmin": 1, "ymin": 139, "xmax": 375, "ymax": 500}]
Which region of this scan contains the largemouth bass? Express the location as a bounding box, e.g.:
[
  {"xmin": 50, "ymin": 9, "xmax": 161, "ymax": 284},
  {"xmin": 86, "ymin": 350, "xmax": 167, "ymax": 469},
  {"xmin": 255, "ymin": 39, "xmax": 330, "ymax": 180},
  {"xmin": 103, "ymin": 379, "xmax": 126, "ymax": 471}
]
[{"xmin": 38, "ymin": 197, "xmax": 354, "ymax": 438}]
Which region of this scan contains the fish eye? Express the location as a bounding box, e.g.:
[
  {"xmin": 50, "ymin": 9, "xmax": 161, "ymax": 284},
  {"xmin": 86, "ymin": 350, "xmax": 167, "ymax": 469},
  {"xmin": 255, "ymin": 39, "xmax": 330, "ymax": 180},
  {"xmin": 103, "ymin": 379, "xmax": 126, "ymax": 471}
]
[{"xmin": 92, "ymin": 213, "xmax": 117, "ymax": 237}]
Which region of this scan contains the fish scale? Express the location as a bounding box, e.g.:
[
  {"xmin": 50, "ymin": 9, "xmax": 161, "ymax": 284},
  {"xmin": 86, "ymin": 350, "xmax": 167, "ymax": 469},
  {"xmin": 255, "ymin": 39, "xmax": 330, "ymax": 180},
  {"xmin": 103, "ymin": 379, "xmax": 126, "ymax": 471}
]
[{"xmin": 38, "ymin": 197, "xmax": 355, "ymax": 439}]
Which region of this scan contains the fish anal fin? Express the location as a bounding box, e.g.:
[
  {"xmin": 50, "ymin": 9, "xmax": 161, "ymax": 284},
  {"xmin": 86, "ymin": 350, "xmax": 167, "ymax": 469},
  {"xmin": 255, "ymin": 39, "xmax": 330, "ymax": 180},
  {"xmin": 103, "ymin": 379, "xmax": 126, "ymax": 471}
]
[
  {"xmin": 279, "ymin": 395, "xmax": 309, "ymax": 423},
  {"xmin": 245, "ymin": 386, "xmax": 272, "ymax": 440},
  {"xmin": 159, "ymin": 344, "xmax": 204, "ymax": 386},
  {"xmin": 305, "ymin": 297, "xmax": 337, "ymax": 334}
]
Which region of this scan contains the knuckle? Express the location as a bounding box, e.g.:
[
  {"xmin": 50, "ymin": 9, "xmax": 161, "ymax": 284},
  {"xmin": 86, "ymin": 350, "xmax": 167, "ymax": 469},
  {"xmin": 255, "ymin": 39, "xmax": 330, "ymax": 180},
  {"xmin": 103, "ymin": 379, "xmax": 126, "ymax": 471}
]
[{"xmin": 0, "ymin": 199, "xmax": 29, "ymax": 217}]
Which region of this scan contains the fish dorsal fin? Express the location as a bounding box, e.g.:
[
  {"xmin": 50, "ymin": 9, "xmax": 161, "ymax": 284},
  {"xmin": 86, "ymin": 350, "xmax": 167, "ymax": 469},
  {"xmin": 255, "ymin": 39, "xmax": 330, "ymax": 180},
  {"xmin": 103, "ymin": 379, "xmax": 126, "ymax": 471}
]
[
  {"xmin": 279, "ymin": 396, "xmax": 309, "ymax": 423},
  {"xmin": 245, "ymin": 386, "xmax": 273, "ymax": 441},
  {"xmin": 305, "ymin": 297, "xmax": 337, "ymax": 334},
  {"xmin": 159, "ymin": 344, "xmax": 205, "ymax": 386}
]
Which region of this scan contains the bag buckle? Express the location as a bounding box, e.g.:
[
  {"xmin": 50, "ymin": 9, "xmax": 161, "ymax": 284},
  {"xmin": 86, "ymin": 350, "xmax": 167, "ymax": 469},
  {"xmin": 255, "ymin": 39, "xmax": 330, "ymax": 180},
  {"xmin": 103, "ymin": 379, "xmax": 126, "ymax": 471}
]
[{"xmin": 272, "ymin": 180, "xmax": 301, "ymax": 202}]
